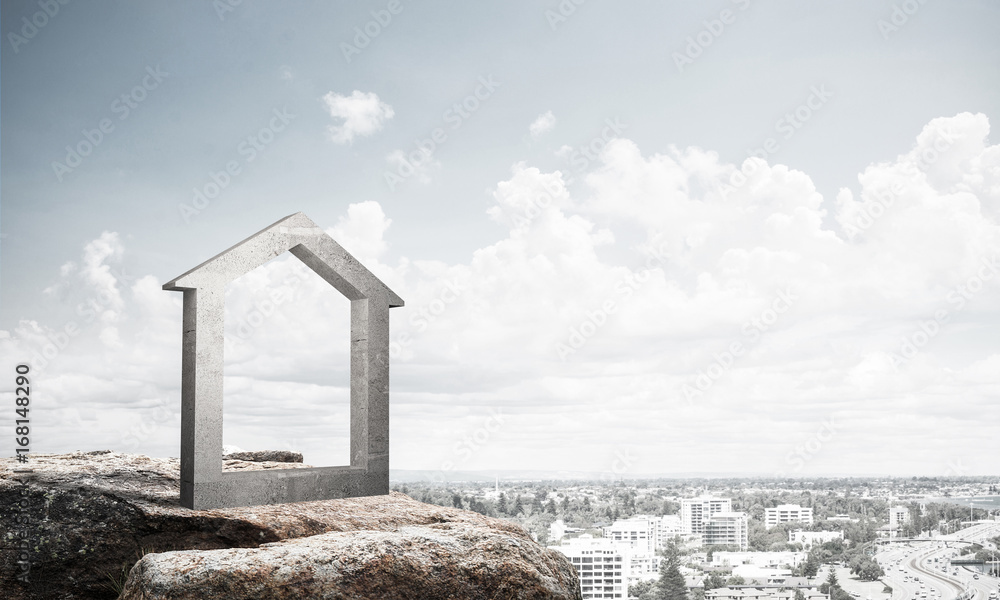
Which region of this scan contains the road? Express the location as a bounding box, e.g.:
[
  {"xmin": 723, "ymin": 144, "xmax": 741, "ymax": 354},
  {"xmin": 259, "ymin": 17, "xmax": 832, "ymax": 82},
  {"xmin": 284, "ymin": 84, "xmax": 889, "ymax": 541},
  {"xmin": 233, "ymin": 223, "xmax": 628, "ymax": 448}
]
[{"xmin": 877, "ymin": 522, "xmax": 1000, "ymax": 600}]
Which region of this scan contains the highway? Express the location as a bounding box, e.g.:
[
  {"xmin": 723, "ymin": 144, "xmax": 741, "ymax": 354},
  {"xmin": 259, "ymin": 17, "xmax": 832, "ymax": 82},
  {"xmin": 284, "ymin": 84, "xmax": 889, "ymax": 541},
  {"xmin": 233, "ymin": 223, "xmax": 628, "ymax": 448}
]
[{"xmin": 877, "ymin": 522, "xmax": 1000, "ymax": 600}]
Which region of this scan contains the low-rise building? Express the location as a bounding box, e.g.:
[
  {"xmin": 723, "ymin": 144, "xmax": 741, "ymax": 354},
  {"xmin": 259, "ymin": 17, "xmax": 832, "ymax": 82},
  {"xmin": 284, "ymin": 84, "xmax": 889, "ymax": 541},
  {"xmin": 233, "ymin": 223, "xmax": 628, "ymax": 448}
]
[
  {"xmin": 788, "ymin": 530, "xmax": 843, "ymax": 549},
  {"xmin": 765, "ymin": 505, "xmax": 814, "ymax": 529},
  {"xmin": 706, "ymin": 587, "xmax": 828, "ymax": 600},
  {"xmin": 712, "ymin": 551, "xmax": 806, "ymax": 569}
]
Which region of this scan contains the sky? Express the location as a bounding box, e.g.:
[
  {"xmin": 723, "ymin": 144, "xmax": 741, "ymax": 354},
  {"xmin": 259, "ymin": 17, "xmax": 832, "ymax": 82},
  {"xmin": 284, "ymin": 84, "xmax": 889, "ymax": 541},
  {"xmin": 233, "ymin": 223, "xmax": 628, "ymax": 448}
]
[{"xmin": 1, "ymin": 0, "xmax": 999, "ymax": 478}]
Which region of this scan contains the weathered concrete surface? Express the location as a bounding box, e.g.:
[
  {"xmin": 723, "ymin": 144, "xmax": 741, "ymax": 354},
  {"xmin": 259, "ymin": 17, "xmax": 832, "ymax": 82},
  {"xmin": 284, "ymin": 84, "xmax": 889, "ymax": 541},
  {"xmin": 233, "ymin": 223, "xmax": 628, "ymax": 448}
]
[
  {"xmin": 0, "ymin": 452, "xmax": 579, "ymax": 600},
  {"xmin": 222, "ymin": 450, "xmax": 303, "ymax": 463},
  {"xmin": 163, "ymin": 212, "xmax": 403, "ymax": 509},
  {"xmin": 119, "ymin": 521, "xmax": 580, "ymax": 600}
]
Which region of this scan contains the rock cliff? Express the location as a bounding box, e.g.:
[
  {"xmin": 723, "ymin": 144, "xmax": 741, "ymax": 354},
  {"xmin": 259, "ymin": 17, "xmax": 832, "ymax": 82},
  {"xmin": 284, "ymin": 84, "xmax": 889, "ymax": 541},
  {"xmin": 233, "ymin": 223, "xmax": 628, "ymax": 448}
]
[{"xmin": 0, "ymin": 451, "xmax": 580, "ymax": 600}]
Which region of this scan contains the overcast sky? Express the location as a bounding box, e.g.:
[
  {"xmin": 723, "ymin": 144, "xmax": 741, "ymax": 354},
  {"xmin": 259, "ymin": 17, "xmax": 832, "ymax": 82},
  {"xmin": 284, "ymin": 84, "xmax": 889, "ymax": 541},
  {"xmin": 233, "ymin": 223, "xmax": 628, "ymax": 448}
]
[{"xmin": 2, "ymin": 0, "xmax": 999, "ymax": 478}]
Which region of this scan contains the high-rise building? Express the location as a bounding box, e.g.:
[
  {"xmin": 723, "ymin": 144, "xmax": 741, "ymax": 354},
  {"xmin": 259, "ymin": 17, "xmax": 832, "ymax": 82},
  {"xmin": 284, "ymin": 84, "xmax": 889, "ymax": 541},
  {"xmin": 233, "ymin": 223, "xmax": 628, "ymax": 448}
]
[
  {"xmin": 551, "ymin": 535, "xmax": 631, "ymax": 599},
  {"xmin": 681, "ymin": 497, "xmax": 733, "ymax": 535},
  {"xmin": 765, "ymin": 505, "xmax": 814, "ymax": 529},
  {"xmin": 889, "ymin": 506, "xmax": 910, "ymax": 536},
  {"xmin": 703, "ymin": 512, "xmax": 749, "ymax": 551}
]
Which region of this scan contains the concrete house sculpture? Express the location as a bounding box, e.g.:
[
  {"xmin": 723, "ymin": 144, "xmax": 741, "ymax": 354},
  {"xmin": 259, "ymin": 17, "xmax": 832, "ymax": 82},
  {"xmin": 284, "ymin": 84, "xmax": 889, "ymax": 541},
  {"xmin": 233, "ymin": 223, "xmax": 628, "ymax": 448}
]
[{"xmin": 163, "ymin": 212, "xmax": 403, "ymax": 509}]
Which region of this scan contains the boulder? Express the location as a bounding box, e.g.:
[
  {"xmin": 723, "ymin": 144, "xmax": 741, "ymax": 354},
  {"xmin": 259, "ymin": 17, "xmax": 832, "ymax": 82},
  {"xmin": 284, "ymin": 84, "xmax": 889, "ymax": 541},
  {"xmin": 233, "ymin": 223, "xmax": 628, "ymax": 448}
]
[
  {"xmin": 0, "ymin": 451, "xmax": 580, "ymax": 600},
  {"xmin": 221, "ymin": 450, "xmax": 303, "ymax": 463},
  {"xmin": 119, "ymin": 521, "xmax": 577, "ymax": 599}
]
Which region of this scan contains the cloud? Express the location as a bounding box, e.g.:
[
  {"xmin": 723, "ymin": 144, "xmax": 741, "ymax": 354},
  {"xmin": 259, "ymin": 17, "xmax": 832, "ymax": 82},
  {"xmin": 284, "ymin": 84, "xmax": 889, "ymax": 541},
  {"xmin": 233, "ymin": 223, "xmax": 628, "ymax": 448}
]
[
  {"xmin": 529, "ymin": 111, "xmax": 556, "ymax": 139},
  {"xmin": 322, "ymin": 90, "xmax": 394, "ymax": 144},
  {"xmin": 4, "ymin": 112, "xmax": 999, "ymax": 476}
]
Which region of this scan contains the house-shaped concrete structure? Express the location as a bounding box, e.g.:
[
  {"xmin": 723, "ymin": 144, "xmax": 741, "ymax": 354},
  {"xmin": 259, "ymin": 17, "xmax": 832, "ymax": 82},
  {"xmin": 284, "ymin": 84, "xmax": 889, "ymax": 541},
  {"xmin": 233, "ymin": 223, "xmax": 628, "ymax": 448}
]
[{"xmin": 163, "ymin": 212, "xmax": 403, "ymax": 509}]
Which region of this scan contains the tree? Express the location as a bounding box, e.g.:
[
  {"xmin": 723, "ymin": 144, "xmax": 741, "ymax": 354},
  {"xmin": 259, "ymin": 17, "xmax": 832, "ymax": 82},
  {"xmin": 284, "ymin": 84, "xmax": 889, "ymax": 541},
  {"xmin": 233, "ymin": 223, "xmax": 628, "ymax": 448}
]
[
  {"xmin": 794, "ymin": 589, "xmax": 806, "ymax": 600},
  {"xmin": 631, "ymin": 580, "xmax": 658, "ymax": 600},
  {"xmin": 451, "ymin": 493, "xmax": 463, "ymax": 509},
  {"xmin": 656, "ymin": 546, "xmax": 690, "ymax": 600},
  {"xmin": 497, "ymin": 492, "xmax": 508, "ymax": 515},
  {"xmin": 823, "ymin": 569, "xmax": 839, "ymax": 591},
  {"xmin": 703, "ymin": 573, "xmax": 727, "ymax": 591},
  {"xmin": 802, "ymin": 553, "xmax": 820, "ymax": 578}
]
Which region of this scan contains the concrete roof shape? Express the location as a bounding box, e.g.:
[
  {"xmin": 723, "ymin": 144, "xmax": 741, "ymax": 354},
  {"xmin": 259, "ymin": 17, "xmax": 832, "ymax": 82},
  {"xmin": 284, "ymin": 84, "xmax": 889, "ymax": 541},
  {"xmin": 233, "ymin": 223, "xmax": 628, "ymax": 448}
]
[
  {"xmin": 163, "ymin": 211, "xmax": 403, "ymax": 509},
  {"xmin": 163, "ymin": 211, "xmax": 403, "ymax": 307}
]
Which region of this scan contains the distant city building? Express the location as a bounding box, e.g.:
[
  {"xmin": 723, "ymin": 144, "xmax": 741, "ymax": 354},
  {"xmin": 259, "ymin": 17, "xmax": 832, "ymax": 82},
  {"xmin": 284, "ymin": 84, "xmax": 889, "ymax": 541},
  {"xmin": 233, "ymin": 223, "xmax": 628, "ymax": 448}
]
[
  {"xmin": 682, "ymin": 497, "xmax": 733, "ymax": 535},
  {"xmin": 788, "ymin": 529, "xmax": 843, "ymax": 549},
  {"xmin": 703, "ymin": 512, "xmax": 749, "ymax": 551},
  {"xmin": 706, "ymin": 587, "xmax": 828, "ymax": 600},
  {"xmin": 827, "ymin": 514, "xmax": 856, "ymax": 522},
  {"xmin": 889, "ymin": 506, "xmax": 910, "ymax": 537},
  {"xmin": 660, "ymin": 514, "xmax": 683, "ymax": 539},
  {"xmin": 603, "ymin": 516, "xmax": 658, "ymax": 555},
  {"xmin": 550, "ymin": 534, "xmax": 631, "ymax": 599},
  {"xmin": 712, "ymin": 551, "xmax": 806, "ymax": 569},
  {"xmin": 764, "ymin": 505, "xmax": 814, "ymax": 529}
]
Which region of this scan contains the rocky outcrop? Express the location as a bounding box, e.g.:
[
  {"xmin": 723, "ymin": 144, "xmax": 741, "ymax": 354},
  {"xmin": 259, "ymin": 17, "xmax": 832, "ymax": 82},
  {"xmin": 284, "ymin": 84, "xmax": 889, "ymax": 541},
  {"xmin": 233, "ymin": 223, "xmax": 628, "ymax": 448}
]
[
  {"xmin": 221, "ymin": 450, "xmax": 303, "ymax": 463},
  {"xmin": 0, "ymin": 451, "xmax": 579, "ymax": 600},
  {"xmin": 119, "ymin": 521, "xmax": 577, "ymax": 599}
]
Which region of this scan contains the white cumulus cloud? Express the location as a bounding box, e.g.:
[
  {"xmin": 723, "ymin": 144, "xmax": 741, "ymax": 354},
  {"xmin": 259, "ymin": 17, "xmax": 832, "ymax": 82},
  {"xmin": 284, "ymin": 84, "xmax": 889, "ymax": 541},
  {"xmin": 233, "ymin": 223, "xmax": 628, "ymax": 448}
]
[
  {"xmin": 529, "ymin": 111, "xmax": 556, "ymax": 139},
  {"xmin": 322, "ymin": 90, "xmax": 394, "ymax": 144}
]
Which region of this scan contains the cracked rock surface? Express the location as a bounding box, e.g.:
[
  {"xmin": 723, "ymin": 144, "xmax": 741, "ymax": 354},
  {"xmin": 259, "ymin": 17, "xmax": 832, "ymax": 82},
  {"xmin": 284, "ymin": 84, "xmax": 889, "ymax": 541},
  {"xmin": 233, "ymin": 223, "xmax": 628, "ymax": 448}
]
[{"xmin": 0, "ymin": 451, "xmax": 580, "ymax": 600}]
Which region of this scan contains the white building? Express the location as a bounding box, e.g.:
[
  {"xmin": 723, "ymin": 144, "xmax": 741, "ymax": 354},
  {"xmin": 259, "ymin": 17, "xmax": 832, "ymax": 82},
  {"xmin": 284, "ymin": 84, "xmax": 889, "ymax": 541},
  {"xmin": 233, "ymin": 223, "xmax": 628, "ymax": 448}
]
[
  {"xmin": 712, "ymin": 551, "xmax": 806, "ymax": 569},
  {"xmin": 788, "ymin": 529, "xmax": 843, "ymax": 549},
  {"xmin": 660, "ymin": 514, "xmax": 683, "ymax": 540},
  {"xmin": 682, "ymin": 497, "xmax": 733, "ymax": 535},
  {"xmin": 889, "ymin": 506, "xmax": 910, "ymax": 533},
  {"xmin": 603, "ymin": 516, "xmax": 658, "ymax": 555},
  {"xmin": 706, "ymin": 587, "xmax": 829, "ymax": 600},
  {"xmin": 704, "ymin": 512, "xmax": 749, "ymax": 551},
  {"xmin": 764, "ymin": 505, "xmax": 814, "ymax": 529},
  {"xmin": 550, "ymin": 535, "xmax": 631, "ymax": 599}
]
